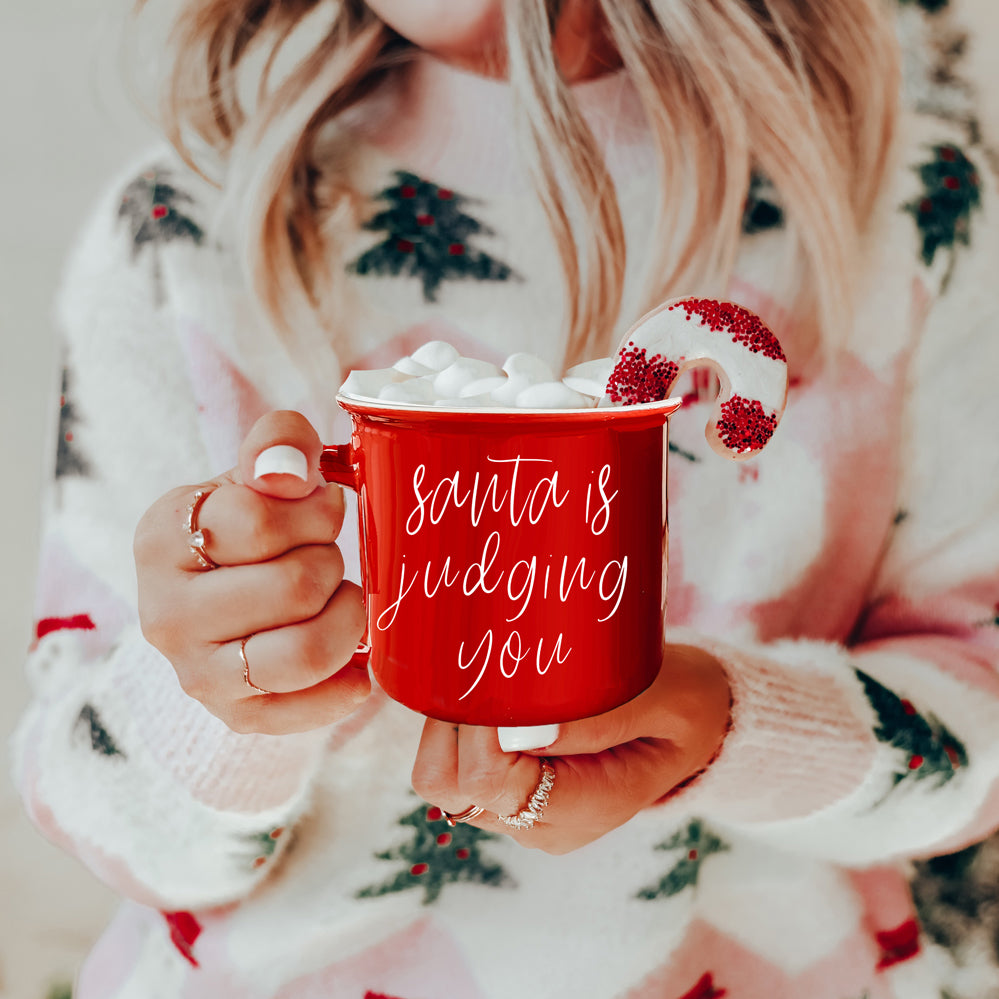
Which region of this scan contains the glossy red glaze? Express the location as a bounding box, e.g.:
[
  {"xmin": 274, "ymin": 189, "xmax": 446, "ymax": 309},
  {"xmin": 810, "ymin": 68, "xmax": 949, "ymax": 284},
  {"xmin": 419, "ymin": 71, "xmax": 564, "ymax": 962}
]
[{"xmin": 322, "ymin": 396, "xmax": 681, "ymax": 726}]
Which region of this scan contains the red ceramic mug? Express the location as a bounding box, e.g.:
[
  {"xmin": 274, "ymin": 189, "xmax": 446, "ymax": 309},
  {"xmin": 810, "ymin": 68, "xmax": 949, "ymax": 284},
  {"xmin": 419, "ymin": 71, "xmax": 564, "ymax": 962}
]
[{"xmin": 320, "ymin": 396, "xmax": 682, "ymax": 727}]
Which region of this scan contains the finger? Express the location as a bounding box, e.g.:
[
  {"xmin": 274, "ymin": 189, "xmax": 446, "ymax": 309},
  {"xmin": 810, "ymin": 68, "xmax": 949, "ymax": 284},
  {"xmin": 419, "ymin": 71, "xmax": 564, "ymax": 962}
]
[
  {"xmin": 525, "ymin": 645, "xmax": 730, "ymax": 761},
  {"xmin": 220, "ymin": 663, "xmax": 372, "ymax": 735},
  {"xmin": 476, "ymin": 742, "xmax": 686, "ymax": 853},
  {"xmin": 455, "ymin": 726, "xmax": 545, "ymax": 817},
  {"xmin": 183, "ymin": 544, "xmax": 350, "ymax": 643},
  {"xmin": 187, "ymin": 480, "xmax": 345, "ymax": 568},
  {"xmin": 220, "ymin": 582, "xmax": 366, "ymax": 695},
  {"xmin": 412, "ymin": 719, "xmax": 460, "ymax": 804},
  {"xmin": 238, "ymin": 411, "xmax": 326, "ymax": 498}
]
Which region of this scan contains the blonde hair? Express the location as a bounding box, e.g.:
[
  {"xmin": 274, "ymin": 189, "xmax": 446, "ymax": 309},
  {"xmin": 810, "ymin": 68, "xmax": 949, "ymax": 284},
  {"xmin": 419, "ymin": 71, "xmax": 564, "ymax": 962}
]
[{"xmin": 138, "ymin": 0, "xmax": 900, "ymax": 368}]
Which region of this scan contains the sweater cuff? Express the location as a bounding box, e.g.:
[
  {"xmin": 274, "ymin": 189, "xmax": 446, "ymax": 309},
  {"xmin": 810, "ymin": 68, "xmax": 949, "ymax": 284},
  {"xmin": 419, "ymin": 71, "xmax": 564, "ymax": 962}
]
[
  {"xmin": 664, "ymin": 629, "xmax": 878, "ymax": 825},
  {"xmin": 112, "ymin": 626, "xmax": 329, "ymax": 813}
]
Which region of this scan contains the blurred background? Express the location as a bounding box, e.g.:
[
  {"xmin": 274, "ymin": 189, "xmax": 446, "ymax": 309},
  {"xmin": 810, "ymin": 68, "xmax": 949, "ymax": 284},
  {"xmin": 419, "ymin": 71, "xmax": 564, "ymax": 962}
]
[{"xmin": 2, "ymin": 1, "xmax": 999, "ymax": 997}]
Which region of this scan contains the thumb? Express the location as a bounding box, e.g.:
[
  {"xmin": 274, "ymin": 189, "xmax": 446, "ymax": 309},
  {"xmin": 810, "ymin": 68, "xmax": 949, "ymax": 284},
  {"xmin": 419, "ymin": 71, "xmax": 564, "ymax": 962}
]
[
  {"xmin": 238, "ymin": 410, "xmax": 325, "ymax": 499},
  {"xmin": 521, "ymin": 694, "xmax": 649, "ymax": 757}
]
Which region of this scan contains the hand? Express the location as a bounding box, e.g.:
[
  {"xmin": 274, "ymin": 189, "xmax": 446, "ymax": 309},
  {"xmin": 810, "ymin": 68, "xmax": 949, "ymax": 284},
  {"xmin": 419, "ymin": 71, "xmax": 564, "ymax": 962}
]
[
  {"xmin": 411, "ymin": 644, "xmax": 731, "ymax": 854},
  {"xmin": 135, "ymin": 411, "xmax": 369, "ymax": 734}
]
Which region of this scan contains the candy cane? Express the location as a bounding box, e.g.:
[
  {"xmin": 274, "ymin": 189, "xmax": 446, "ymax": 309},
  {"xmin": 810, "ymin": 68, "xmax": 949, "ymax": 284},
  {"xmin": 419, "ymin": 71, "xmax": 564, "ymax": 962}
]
[{"xmin": 604, "ymin": 297, "xmax": 788, "ymax": 460}]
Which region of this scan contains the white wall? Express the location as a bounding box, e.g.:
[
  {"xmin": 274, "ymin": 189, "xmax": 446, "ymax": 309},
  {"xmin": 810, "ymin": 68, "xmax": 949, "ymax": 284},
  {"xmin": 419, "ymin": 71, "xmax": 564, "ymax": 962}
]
[{"xmin": 1, "ymin": 2, "xmax": 998, "ymax": 997}]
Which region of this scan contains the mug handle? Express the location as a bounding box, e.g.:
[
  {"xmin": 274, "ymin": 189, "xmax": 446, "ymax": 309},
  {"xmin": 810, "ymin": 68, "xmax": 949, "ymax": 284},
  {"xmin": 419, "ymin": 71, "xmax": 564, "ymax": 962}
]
[{"xmin": 319, "ymin": 444, "xmax": 372, "ymax": 668}]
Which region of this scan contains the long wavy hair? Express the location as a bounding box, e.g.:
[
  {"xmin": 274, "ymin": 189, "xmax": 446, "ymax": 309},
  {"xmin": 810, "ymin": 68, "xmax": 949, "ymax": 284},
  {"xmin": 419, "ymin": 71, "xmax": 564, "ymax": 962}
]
[{"xmin": 135, "ymin": 0, "xmax": 900, "ymax": 369}]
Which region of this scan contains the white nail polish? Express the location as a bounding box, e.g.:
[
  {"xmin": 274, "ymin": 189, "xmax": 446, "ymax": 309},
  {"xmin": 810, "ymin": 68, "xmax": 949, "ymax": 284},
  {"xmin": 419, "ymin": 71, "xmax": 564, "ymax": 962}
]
[
  {"xmin": 254, "ymin": 445, "xmax": 309, "ymax": 481},
  {"xmin": 498, "ymin": 724, "xmax": 559, "ymax": 753}
]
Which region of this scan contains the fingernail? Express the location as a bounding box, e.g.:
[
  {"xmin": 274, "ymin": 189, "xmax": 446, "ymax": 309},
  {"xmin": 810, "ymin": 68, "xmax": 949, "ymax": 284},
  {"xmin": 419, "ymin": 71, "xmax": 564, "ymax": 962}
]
[
  {"xmin": 254, "ymin": 445, "xmax": 309, "ymax": 481},
  {"xmin": 498, "ymin": 724, "xmax": 560, "ymax": 753}
]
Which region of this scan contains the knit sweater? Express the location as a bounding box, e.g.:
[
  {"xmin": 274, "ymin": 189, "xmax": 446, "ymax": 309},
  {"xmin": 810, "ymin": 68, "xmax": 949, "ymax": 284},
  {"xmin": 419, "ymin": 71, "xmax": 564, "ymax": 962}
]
[{"xmin": 13, "ymin": 13, "xmax": 999, "ymax": 999}]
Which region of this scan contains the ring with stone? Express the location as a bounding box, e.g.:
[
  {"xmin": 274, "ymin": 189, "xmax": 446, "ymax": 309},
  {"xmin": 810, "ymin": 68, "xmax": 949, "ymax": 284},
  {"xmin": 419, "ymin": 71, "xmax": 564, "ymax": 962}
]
[
  {"xmin": 185, "ymin": 488, "xmax": 218, "ymax": 570},
  {"xmin": 498, "ymin": 759, "xmax": 556, "ymax": 831}
]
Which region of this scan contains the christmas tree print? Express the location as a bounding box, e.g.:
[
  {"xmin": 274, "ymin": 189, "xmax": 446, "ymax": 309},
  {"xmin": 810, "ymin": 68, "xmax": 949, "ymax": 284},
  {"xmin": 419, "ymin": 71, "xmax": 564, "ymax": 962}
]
[
  {"xmin": 903, "ymin": 143, "xmax": 981, "ymax": 286},
  {"xmin": 227, "ymin": 825, "xmax": 287, "ymax": 872},
  {"xmin": 357, "ymin": 800, "xmax": 513, "ymax": 905},
  {"xmin": 350, "ymin": 171, "xmax": 515, "ymax": 302},
  {"xmin": 56, "ymin": 367, "xmax": 90, "ymax": 480},
  {"xmin": 855, "ymin": 669, "xmax": 967, "ymax": 796},
  {"xmin": 118, "ymin": 168, "xmax": 204, "ymax": 301},
  {"xmin": 73, "ymin": 704, "xmax": 125, "ymax": 758},
  {"xmin": 636, "ymin": 819, "xmax": 729, "ymax": 901},
  {"xmin": 741, "ymin": 172, "xmax": 783, "ymax": 235}
]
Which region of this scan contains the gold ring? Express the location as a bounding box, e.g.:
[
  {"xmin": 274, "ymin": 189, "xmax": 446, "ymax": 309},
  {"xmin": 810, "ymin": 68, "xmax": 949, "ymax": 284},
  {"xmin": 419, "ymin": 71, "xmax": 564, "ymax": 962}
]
[
  {"xmin": 240, "ymin": 636, "xmax": 271, "ymax": 695},
  {"xmin": 442, "ymin": 804, "xmax": 486, "ymax": 827},
  {"xmin": 498, "ymin": 759, "xmax": 555, "ymax": 831},
  {"xmin": 185, "ymin": 488, "xmax": 218, "ymax": 570}
]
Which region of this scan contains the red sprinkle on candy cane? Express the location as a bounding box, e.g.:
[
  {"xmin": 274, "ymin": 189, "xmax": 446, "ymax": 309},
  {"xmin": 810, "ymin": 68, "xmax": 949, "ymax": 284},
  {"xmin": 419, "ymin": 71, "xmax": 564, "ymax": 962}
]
[{"xmin": 605, "ymin": 297, "xmax": 788, "ymax": 461}]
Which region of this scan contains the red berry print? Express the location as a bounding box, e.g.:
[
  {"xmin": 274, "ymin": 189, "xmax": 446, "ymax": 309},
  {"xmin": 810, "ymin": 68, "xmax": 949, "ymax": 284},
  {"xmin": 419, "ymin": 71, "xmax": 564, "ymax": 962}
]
[
  {"xmin": 410, "ymin": 862, "xmax": 428, "ymax": 876},
  {"xmin": 448, "ymin": 243, "xmax": 465, "ymax": 256},
  {"xmin": 671, "ymin": 299, "xmax": 786, "ymax": 362},
  {"xmin": 396, "ymin": 239, "xmax": 414, "ymax": 253},
  {"xmin": 716, "ymin": 395, "xmax": 778, "ymax": 453},
  {"xmin": 437, "ymin": 188, "xmax": 453, "ymax": 199},
  {"xmin": 437, "ymin": 832, "xmax": 452, "ymax": 846},
  {"xmin": 606, "ymin": 342, "xmax": 680, "ymax": 404},
  {"xmin": 426, "ymin": 806, "xmax": 443, "ymax": 822},
  {"xmin": 908, "ymin": 754, "xmax": 924, "ymax": 771},
  {"xmin": 416, "ymin": 213, "xmax": 434, "ymax": 226},
  {"xmin": 943, "ymin": 176, "xmax": 960, "ymax": 191},
  {"xmin": 455, "ymin": 848, "xmax": 470, "ymax": 860},
  {"xmin": 876, "ymin": 918, "xmax": 921, "ymax": 969},
  {"xmin": 151, "ymin": 204, "xmax": 168, "ymax": 220},
  {"xmin": 678, "ymin": 971, "xmax": 727, "ymax": 999},
  {"xmin": 400, "ymin": 185, "xmax": 416, "ymax": 198}
]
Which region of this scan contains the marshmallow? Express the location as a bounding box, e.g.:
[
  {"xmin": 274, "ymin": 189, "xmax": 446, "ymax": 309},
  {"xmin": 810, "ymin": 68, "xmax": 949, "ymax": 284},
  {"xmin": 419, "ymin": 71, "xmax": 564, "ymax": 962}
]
[
  {"xmin": 514, "ymin": 381, "xmax": 592, "ymax": 410},
  {"xmin": 410, "ymin": 340, "xmax": 460, "ymax": 372},
  {"xmin": 503, "ymin": 352, "xmax": 555, "ymax": 383},
  {"xmin": 392, "ymin": 356, "xmax": 434, "ymax": 377},
  {"xmin": 563, "ymin": 358, "xmax": 614, "ymax": 398},
  {"xmin": 378, "ymin": 378, "xmax": 438, "ymax": 404},
  {"xmin": 460, "ymin": 376, "xmax": 509, "ymax": 398},
  {"xmin": 433, "ymin": 358, "xmax": 504, "ymax": 398},
  {"xmin": 340, "ymin": 367, "xmax": 403, "ymax": 399}
]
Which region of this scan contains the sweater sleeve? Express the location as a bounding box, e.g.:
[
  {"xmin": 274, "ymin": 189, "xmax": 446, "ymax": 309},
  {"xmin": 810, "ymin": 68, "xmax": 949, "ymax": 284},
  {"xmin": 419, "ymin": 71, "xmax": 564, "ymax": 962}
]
[
  {"xmin": 661, "ymin": 138, "xmax": 999, "ymax": 866},
  {"xmin": 9, "ymin": 153, "xmax": 334, "ymax": 910}
]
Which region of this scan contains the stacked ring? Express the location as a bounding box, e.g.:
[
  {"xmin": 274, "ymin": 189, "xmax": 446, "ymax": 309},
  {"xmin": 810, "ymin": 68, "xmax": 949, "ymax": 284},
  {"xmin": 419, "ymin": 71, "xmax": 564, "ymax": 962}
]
[
  {"xmin": 498, "ymin": 759, "xmax": 556, "ymax": 831},
  {"xmin": 442, "ymin": 805, "xmax": 486, "ymax": 827}
]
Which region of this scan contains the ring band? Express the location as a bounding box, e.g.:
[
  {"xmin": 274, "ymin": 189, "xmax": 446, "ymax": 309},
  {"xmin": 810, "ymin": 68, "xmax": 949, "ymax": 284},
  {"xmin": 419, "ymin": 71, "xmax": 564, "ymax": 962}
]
[
  {"xmin": 186, "ymin": 488, "xmax": 218, "ymax": 570},
  {"xmin": 498, "ymin": 759, "xmax": 556, "ymax": 831},
  {"xmin": 442, "ymin": 804, "xmax": 486, "ymax": 827},
  {"xmin": 240, "ymin": 636, "xmax": 271, "ymax": 695}
]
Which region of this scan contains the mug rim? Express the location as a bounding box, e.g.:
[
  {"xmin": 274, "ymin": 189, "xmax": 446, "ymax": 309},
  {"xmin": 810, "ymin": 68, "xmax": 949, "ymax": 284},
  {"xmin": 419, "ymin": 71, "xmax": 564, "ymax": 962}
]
[{"xmin": 335, "ymin": 393, "xmax": 683, "ymax": 421}]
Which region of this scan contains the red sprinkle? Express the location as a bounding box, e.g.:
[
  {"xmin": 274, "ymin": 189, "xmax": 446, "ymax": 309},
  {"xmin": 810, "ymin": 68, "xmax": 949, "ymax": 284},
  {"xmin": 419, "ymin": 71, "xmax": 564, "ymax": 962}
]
[
  {"xmin": 151, "ymin": 204, "xmax": 168, "ymax": 220},
  {"xmin": 670, "ymin": 299, "xmax": 786, "ymax": 362},
  {"xmin": 908, "ymin": 755, "xmax": 924, "ymax": 771},
  {"xmin": 436, "ymin": 833, "xmax": 452, "ymax": 847},
  {"xmin": 455, "ymin": 848, "xmax": 470, "ymax": 860},
  {"xmin": 396, "ymin": 239, "xmax": 414, "ymax": 253},
  {"xmin": 426, "ymin": 807, "xmax": 443, "ymax": 822},
  {"xmin": 400, "ymin": 185, "xmax": 416, "ymax": 198},
  {"xmin": 606, "ymin": 342, "xmax": 679, "ymax": 404},
  {"xmin": 410, "ymin": 863, "xmax": 429, "ymax": 876},
  {"xmin": 716, "ymin": 395, "xmax": 777, "ymax": 453}
]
